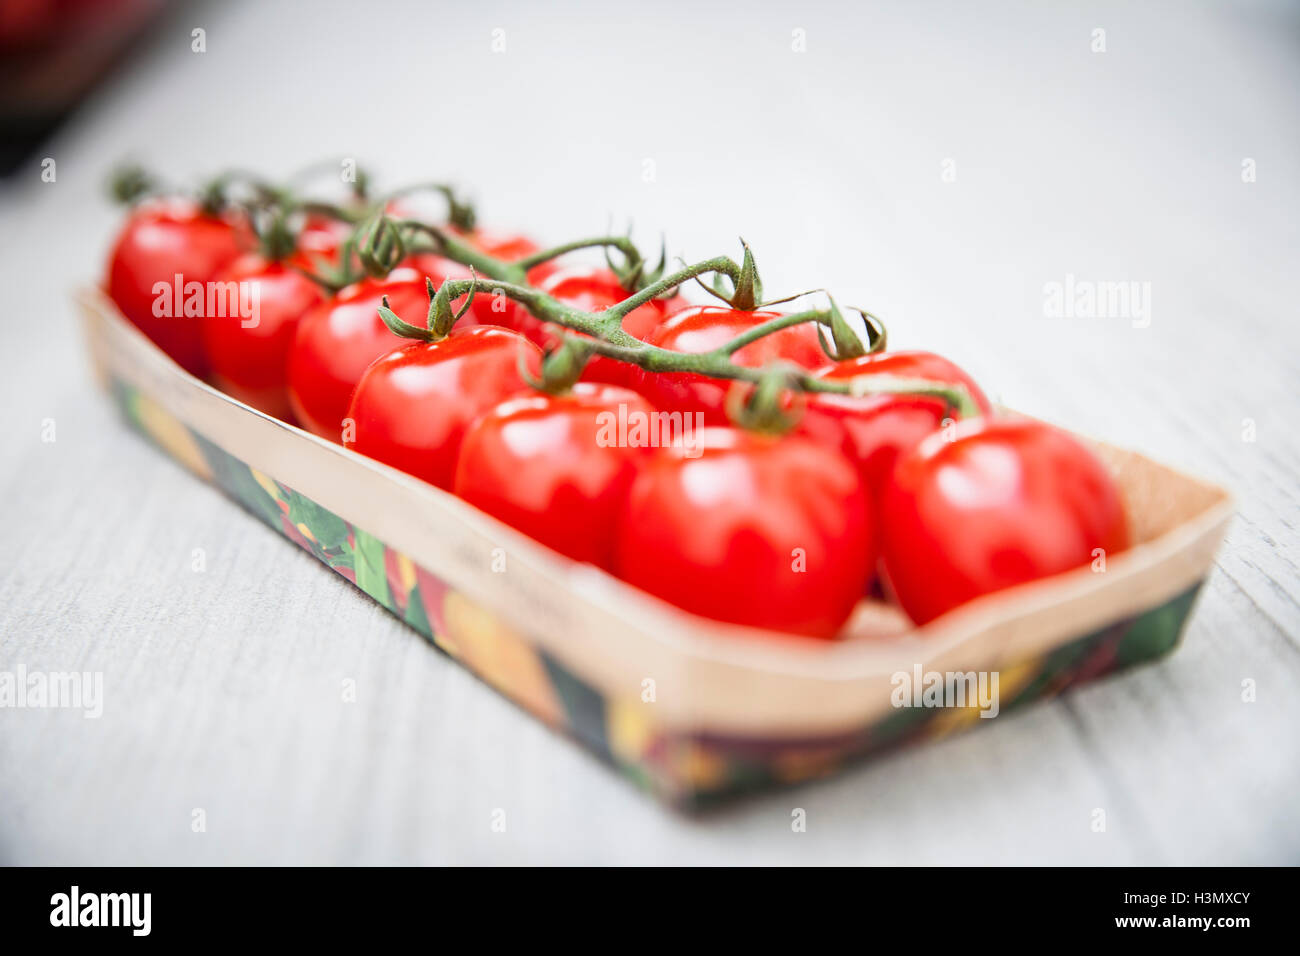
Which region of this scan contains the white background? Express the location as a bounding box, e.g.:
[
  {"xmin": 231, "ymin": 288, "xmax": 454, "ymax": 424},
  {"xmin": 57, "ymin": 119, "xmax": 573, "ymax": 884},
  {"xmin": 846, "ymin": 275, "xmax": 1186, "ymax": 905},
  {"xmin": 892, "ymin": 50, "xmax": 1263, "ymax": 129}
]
[{"xmin": 0, "ymin": 0, "xmax": 1297, "ymax": 863}]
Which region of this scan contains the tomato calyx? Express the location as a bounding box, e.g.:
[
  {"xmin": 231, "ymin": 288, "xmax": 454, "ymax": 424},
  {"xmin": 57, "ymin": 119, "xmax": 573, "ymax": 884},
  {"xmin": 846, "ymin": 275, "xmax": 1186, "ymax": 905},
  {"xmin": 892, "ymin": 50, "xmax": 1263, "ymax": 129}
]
[
  {"xmin": 691, "ymin": 237, "xmax": 764, "ymax": 311},
  {"xmin": 683, "ymin": 242, "xmax": 880, "ymax": 356},
  {"xmin": 816, "ymin": 296, "xmax": 887, "ymax": 362},
  {"xmin": 367, "ymin": 213, "xmax": 523, "ymax": 289},
  {"xmin": 254, "ymin": 209, "xmax": 298, "ymax": 263},
  {"xmin": 377, "ymin": 293, "xmax": 437, "ymax": 343},
  {"xmin": 193, "ymin": 168, "xmax": 286, "ymax": 218},
  {"xmin": 108, "ymin": 163, "xmax": 156, "ymax": 206},
  {"xmin": 293, "ymin": 237, "xmax": 360, "ymax": 293},
  {"xmin": 357, "ymin": 212, "xmax": 408, "ymax": 277},
  {"xmin": 724, "ymin": 362, "xmax": 807, "ymax": 435},
  {"xmin": 604, "ymin": 234, "xmax": 667, "ymax": 295},
  {"xmin": 376, "ymin": 273, "xmax": 482, "ymax": 343},
  {"xmin": 523, "ymin": 335, "xmax": 597, "ymax": 395}
]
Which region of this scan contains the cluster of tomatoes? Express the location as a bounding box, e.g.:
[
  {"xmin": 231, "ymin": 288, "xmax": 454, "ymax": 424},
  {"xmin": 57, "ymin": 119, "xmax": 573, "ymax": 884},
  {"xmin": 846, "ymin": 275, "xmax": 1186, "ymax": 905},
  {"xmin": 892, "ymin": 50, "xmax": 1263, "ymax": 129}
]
[{"xmin": 104, "ymin": 187, "xmax": 1130, "ymax": 639}]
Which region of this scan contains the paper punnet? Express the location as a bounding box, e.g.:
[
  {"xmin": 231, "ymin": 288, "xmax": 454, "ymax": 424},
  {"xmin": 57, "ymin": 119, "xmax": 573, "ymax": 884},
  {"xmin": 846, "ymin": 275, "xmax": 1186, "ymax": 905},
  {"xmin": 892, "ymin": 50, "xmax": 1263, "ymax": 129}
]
[{"xmin": 80, "ymin": 288, "xmax": 1233, "ymax": 807}]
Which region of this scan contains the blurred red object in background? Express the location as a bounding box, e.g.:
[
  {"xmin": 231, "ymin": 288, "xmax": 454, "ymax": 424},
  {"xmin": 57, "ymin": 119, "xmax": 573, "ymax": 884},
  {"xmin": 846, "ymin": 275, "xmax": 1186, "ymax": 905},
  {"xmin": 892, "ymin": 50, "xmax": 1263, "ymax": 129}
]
[{"xmin": 0, "ymin": 0, "xmax": 169, "ymax": 176}]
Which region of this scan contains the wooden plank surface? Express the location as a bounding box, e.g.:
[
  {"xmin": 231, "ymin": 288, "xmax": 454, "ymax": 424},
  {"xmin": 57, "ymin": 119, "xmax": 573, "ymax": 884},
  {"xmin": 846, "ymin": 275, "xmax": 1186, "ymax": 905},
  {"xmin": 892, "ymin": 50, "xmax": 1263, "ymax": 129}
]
[{"xmin": 1, "ymin": 0, "xmax": 1296, "ymax": 864}]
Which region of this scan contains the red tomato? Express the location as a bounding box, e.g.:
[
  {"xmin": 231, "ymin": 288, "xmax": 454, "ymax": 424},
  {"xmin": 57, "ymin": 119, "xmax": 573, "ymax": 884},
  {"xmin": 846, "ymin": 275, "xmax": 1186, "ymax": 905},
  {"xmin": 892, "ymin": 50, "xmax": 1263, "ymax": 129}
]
[
  {"xmin": 106, "ymin": 198, "xmax": 248, "ymax": 377},
  {"xmin": 345, "ymin": 326, "xmax": 542, "ymax": 490},
  {"xmin": 880, "ymin": 417, "xmax": 1130, "ymax": 626},
  {"xmin": 804, "ymin": 351, "xmax": 993, "ymax": 502},
  {"xmin": 470, "ymin": 229, "xmax": 541, "ymax": 264},
  {"xmin": 297, "ymin": 214, "xmax": 351, "ymax": 264},
  {"xmin": 202, "ymin": 253, "xmax": 326, "ymax": 421},
  {"xmin": 509, "ymin": 267, "xmax": 684, "ymax": 389},
  {"xmin": 287, "ymin": 266, "xmax": 432, "ymax": 441},
  {"xmin": 615, "ymin": 428, "xmax": 873, "ymax": 638},
  {"xmin": 455, "ymin": 384, "xmax": 654, "ymax": 570},
  {"xmin": 411, "ymin": 252, "xmax": 476, "ymax": 297},
  {"xmin": 637, "ymin": 306, "xmax": 826, "ymax": 423}
]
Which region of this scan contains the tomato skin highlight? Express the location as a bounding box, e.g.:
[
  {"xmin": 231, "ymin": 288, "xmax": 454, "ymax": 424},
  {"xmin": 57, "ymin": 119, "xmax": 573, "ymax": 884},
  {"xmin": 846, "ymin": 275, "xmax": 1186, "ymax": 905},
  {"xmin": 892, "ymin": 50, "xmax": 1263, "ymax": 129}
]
[
  {"xmin": 106, "ymin": 198, "xmax": 247, "ymax": 378},
  {"xmin": 455, "ymin": 384, "xmax": 655, "ymax": 570},
  {"xmin": 344, "ymin": 325, "xmax": 541, "ymax": 490},
  {"xmin": 509, "ymin": 267, "xmax": 683, "ymax": 390},
  {"xmin": 880, "ymin": 416, "xmax": 1130, "ymax": 626},
  {"xmin": 637, "ymin": 306, "xmax": 827, "ymax": 423},
  {"xmin": 287, "ymin": 266, "xmax": 437, "ymax": 441},
  {"xmin": 805, "ymin": 350, "xmax": 993, "ymax": 503},
  {"xmin": 296, "ymin": 214, "xmax": 351, "ymax": 264},
  {"xmin": 202, "ymin": 254, "xmax": 326, "ymax": 421},
  {"xmin": 615, "ymin": 428, "xmax": 873, "ymax": 638}
]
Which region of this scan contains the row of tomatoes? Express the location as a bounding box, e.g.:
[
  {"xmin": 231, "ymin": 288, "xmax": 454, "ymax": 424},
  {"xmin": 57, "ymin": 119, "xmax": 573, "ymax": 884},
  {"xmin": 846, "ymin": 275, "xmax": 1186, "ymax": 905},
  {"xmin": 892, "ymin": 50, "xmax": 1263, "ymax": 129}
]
[{"xmin": 105, "ymin": 198, "xmax": 1130, "ymax": 639}]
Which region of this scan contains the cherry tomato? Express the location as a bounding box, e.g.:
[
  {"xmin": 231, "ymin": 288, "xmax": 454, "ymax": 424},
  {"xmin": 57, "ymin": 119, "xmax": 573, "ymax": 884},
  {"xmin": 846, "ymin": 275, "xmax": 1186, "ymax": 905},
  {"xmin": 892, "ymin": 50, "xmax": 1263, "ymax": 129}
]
[
  {"xmin": 455, "ymin": 383, "xmax": 654, "ymax": 570},
  {"xmin": 637, "ymin": 306, "xmax": 826, "ymax": 423},
  {"xmin": 345, "ymin": 326, "xmax": 542, "ymax": 490},
  {"xmin": 287, "ymin": 266, "xmax": 431, "ymax": 441},
  {"xmin": 202, "ymin": 253, "xmax": 326, "ymax": 421},
  {"xmin": 509, "ymin": 267, "xmax": 684, "ymax": 389},
  {"xmin": 804, "ymin": 350, "xmax": 993, "ymax": 502},
  {"xmin": 615, "ymin": 427, "xmax": 873, "ymax": 638},
  {"xmin": 880, "ymin": 417, "xmax": 1130, "ymax": 625},
  {"xmin": 296, "ymin": 213, "xmax": 352, "ymax": 264},
  {"xmin": 470, "ymin": 229, "xmax": 541, "ymax": 264},
  {"xmin": 106, "ymin": 198, "xmax": 248, "ymax": 377}
]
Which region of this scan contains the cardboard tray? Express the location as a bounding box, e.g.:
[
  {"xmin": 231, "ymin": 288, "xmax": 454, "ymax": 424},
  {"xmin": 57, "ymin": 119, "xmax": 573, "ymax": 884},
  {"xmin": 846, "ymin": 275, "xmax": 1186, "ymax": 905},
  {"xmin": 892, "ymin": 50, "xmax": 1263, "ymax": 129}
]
[{"xmin": 79, "ymin": 287, "xmax": 1234, "ymax": 808}]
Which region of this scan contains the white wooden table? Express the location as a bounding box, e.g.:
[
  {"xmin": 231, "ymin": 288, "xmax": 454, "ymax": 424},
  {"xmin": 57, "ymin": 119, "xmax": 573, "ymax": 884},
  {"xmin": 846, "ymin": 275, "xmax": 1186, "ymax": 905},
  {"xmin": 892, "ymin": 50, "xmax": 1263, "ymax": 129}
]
[{"xmin": 1, "ymin": 0, "xmax": 1296, "ymax": 865}]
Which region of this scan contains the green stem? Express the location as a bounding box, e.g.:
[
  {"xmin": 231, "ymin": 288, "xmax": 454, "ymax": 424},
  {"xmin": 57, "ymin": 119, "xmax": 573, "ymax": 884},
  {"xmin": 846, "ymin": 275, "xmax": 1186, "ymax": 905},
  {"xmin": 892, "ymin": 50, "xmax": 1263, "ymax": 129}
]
[
  {"xmin": 399, "ymin": 276, "xmax": 979, "ymax": 418},
  {"xmin": 516, "ymin": 235, "xmax": 643, "ymax": 271},
  {"xmin": 709, "ymin": 309, "xmax": 826, "ymax": 356},
  {"xmin": 397, "ymin": 220, "xmax": 525, "ymax": 282},
  {"xmin": 828, "ymin": 373, "xmax": 981, "ymax": 419},
  {"xmin": 293, "ymin": 199, "xmax": 370, "ymax": 224},
  {"xmin": 604, "ymin": 256, "xmax": 742, "ymax": 319}
]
